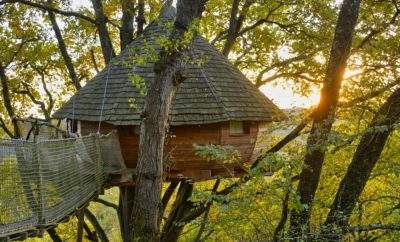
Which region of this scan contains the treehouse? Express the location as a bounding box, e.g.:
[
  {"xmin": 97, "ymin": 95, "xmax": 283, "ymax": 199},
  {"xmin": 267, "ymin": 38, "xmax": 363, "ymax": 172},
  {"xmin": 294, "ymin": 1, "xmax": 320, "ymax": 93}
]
[{"xmin": 53, "ymin": 6, "xmax": 285, "ymax": 181}]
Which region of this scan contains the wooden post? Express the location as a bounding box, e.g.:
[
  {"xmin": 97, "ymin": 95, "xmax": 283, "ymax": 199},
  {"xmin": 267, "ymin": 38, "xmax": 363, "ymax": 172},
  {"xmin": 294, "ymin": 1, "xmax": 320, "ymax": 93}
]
[
  {"xmin": 118, "ymin": 186, "xmax": 134, "ymax": 242},
  {"xmin": 76, "ymin": 209, "xmax": 84, "ymax": 242}
]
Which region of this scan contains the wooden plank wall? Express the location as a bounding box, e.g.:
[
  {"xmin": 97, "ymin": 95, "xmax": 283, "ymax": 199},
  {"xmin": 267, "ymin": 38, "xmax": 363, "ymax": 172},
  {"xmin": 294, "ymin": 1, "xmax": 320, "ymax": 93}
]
[
  {"xmin": 80, "ymin": 121, "xmax": 260, "ymax": 181},
  {"xmin": 219, "ymin": 121, "xmax": 258, "ymax": 177}
]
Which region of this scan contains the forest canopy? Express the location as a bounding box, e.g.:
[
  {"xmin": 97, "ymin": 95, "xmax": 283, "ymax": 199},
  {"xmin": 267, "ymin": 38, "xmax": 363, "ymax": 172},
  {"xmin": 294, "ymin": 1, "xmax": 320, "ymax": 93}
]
[{"xmin": 0, "ymin": 0, "xmax": 399, "ymax": 241}]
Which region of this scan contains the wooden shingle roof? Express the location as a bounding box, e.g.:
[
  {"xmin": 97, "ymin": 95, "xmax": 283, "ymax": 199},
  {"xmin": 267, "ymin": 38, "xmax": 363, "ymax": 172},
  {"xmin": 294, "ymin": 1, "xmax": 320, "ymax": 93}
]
[{"xmin": 53, "ymin": 7, "xmax": 285, "ymax": 126}]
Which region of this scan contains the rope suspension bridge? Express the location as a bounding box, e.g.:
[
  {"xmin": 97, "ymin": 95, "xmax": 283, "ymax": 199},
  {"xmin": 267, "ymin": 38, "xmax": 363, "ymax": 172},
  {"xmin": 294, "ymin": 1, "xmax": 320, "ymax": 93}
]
[{"xmin": 0, "ymin": 132, "xmax": 128, "ymax": 240}]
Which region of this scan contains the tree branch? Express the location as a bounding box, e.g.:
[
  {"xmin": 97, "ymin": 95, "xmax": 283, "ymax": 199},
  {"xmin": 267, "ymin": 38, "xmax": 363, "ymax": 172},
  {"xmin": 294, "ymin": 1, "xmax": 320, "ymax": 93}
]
[
  {"xmin": 339, "ymin": 78, "xmax": 400, "ymax": 108},
  {"xmin": 194, "ymin": 179, "xmax": 220, "ymax": 242},
  {"xmin": 84, "ymin": 209, "xmax": 109, "ymax": 242},
  {"xmin": 14, "ymin": 82, "xmax": 50, "ymax": 121},
  {"xmin": 160, "ymin": 181, "xmax": 180, "ymax": 219},
  {"xmin": 345, "ymin": 223, "xmax": 400, "ymax": 233},
  {"xmin": 94, "ymin": 198, "xmax": 118, "ymax": 210},
  {"xmin": 91, "ymin": 0, "xmax": 116, "ymax": 64},
  {"xmin": 272, "ymin": 190, "xmax": 290, "ymax": 241},
  {"xmin": 136, "ymin": 0, "xmax": 145, "ymax": 36},
  {"xmin": 0, "ymin": 116, "xmax": 14, "ymax": 138},
  {"xmin": 46, "ymin": 1, "xmax": 81, "ymax": 90},
  {"xmin": 256, "ymin": 72, "xmax": 319, "ymax": 87},
  {"xmin": 119, "ymin": 0, "xmax": 135, "ymax": 50},
  {"xmin": 0, "ymin": 64, "xmax": 21, "ymax": 138},
  {"xmin": 255, "ymin": 50, "xmax": 320, "ymax": 86},
  {"xmin": 47, "ymin": 228, "xmax": 62, "ymax": 242},
  {"xmin": 0, "ymin": 0, "xmax": 97, "ymax": 24},
  {"xmin": 90, "ymin": 49, "xmax": 100, "ymax": 73},
  {"xmin": 356, "ymin": 4, "xmax": 400, "ymax": 50},
  {"xmin": 222, "ymin": 0, "xmax": 255, "ymax": 56},
  {"xmin": 83, "ymin": 221, "xmax": 99, "ymax": 242}
]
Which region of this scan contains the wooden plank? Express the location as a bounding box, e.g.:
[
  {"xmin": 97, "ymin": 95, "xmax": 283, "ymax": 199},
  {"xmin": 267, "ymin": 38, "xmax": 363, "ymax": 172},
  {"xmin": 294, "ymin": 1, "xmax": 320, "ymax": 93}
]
[{"xmin": 79, "ymin": 121, "xmax": 264, "ymax": 179}]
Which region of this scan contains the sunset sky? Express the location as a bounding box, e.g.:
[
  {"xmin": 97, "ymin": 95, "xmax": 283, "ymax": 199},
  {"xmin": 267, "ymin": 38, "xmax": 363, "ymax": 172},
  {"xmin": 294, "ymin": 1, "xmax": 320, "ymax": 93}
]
[{"xmin": 261, "ymin": 83, "xmax": 320, "ymax": 109}]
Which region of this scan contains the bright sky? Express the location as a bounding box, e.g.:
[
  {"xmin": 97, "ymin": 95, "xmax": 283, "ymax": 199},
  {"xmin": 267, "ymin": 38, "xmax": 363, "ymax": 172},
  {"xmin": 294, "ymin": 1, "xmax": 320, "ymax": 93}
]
[{"xmin": 261, "ymin": 83, "xmax": 320, "ymax": 109}]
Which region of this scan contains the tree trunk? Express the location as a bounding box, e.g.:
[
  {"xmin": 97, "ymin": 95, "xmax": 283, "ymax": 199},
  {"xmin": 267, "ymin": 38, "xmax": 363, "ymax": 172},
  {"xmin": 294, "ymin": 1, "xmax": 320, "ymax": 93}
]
[
  {"xmin": 47, "ymin": 0, "xmax": 81, "ymax": 90},
  {"xmin": 324, "ymin": 87, "xmax": 400, "ymax": 236},
  {"xmin": 159, "ymin": 181, "xmax": 180, "ymax": 223},
  {"xmin": 160, "ymin": 180, "xmax": 194, "ymax": 242},
  {"xmin": 222, "ymin": 0, "xmax": 253, "ymax": 57},
  {"xmin": 90, "ymin": 0, "xmax": 116, "ymax": 64},
  {"xmin": 119, "ymin": 0, "xmax": 135, "ymax": 50},
  {"xmin": 0, "ymin": 64, "xmax": 21, "ymax": 138},
  {"xmin": 289, "ymin": 0, "xmax": 361, "ymax": 236},
  {"xmin": 136, "ymin": 0, "xmax": 145, "ymax": 36},
  {"xmin": 118, "ymin": 186, "xmax": 135, "ymax": 242},
  {"xmin": 84, "ymin": 209, "xmax": 109, "ymax": 242},
  {"xmin": 222, "ymin": 0, "xmax": 240, "ymax": 57},
  {"xmin": 83, "ymin": 221, "xmax": 99, "ymax": 242},
  {"xmin": 76, "ymin": 210, "xmax": 84, "ymax": 242},
  {"xmin": 272, "ymin": 191, "xmax": 290, "ymax": 241},
  {"xmin": 47, "ymin": 228, "xmax": 62, "ymax": 242},
  {"xmin": 131, "ymin": 1, "xmax": 207, "ymax": 240}
]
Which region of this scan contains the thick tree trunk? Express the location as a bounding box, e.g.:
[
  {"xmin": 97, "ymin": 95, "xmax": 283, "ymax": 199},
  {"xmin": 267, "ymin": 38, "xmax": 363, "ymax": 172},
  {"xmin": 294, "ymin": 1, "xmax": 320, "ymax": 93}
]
[
  {"xmin": 289, "ymin": 0, "xmax": 361, "ymax": 236},
  {"xmin": 47, "ymin": 0, "xmax": 81, "ymax": 90},
  {"xmin": 0, "ymin": 64, "xmax": 21, "ymax": 138},
  {"xmin": 119, "ymin": 0, "xmax": 135, "ymax": 50},
  {"xmin": 90, "ymin": 0, "xmax": 116, "ymax": 64},
  {"xmin": 131, "ymin": 1, "xmax": 207, "ymax": 240},
  {"xmin": 324, "ymin": 87, "xmax": 400, "ymax": 236},
  {"xmin": 136, "ymin": 0, "xmax": 145, "ymax": 36}
]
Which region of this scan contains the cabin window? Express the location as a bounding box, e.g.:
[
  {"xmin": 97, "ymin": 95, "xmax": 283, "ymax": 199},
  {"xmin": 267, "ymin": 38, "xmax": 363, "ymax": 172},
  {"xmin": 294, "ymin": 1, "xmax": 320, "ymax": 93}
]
[{"xmin": 229, "ymin": 121, "xmax": 247, "ymax": 135}]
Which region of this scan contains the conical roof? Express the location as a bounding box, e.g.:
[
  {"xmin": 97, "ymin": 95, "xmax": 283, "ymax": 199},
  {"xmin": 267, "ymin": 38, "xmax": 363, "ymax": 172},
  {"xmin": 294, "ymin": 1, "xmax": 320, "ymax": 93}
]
[{"xmin": 53, "ymin": 7, "xmax": 285, "ymax": 126}]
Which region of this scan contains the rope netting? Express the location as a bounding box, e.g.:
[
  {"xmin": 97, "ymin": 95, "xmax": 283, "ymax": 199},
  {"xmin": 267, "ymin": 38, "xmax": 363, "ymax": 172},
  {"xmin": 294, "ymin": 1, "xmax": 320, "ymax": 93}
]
[{"xmin": 0, "ymin": 133, "xmax": 124, "ymax": 238}]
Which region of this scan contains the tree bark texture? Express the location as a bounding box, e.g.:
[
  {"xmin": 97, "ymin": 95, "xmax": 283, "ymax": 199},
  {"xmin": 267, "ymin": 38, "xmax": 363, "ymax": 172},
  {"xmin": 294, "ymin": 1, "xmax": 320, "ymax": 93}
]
[
  {"xmin": 289, "ymin": 0, "xmax": 361, "ymax": 236},
  {"xmin": 131, "ymin": 1, "xmax": 207, "ymax": 240},
  {"xmin": 119, "ymin": 0, "xmax": 135, "ymax": 50},
  {"xmin": 324, "ymin": 87, "xmax": 400, "ymax": 234},
  {"xmin": 90, "ymin": 0, "xmax": 116, "ymax": 64},
  {"xmin": 136, "ymin": 0, "xmax": 145, "ymax": 36}
]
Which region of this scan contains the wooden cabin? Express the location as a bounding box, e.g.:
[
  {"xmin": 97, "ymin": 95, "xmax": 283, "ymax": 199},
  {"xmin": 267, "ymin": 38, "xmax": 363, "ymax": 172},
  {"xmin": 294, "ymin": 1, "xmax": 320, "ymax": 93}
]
[{"xmin": 53, "ymin": 6, "xmax": 285, "ymax": 181}]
